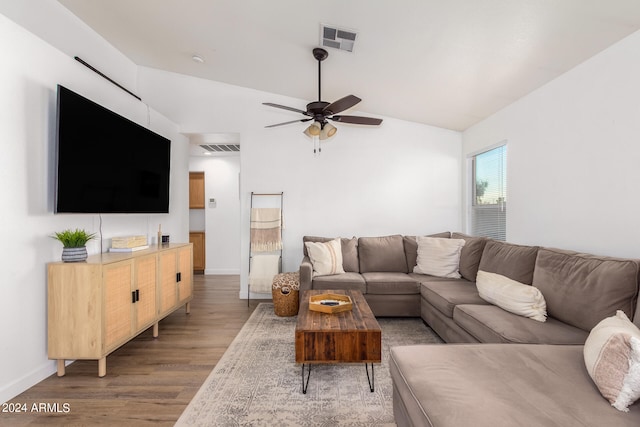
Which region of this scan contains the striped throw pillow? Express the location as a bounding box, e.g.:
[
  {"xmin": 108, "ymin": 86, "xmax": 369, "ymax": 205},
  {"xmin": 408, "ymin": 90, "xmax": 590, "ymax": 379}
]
[{"xmin": 305, "ymin": 239, "xmax": 345, "ymax": 276}]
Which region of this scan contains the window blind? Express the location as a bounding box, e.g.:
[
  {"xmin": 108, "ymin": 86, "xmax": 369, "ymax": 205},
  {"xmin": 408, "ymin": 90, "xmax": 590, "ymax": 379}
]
[{"xmin": 471, "ymin": 145, "xmax": 507, "ymax": 241}]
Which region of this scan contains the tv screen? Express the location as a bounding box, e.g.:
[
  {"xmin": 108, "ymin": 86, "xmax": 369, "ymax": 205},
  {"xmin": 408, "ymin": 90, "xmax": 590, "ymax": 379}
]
[{"xmin": 55, "ymin": 85, "xmax": 171, "ymax": 213}]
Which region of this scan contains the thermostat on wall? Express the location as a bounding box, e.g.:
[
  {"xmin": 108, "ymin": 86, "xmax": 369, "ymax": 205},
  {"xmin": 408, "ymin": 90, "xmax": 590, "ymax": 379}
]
[{"xmin": 209, "ymin": 198, "xmax": 216, "ymax": 208}]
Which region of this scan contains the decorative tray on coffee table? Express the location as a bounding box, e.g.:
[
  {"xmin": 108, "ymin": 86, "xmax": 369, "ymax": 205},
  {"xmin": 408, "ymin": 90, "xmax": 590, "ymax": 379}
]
[{"xmin": 309, "ymin": 293, "xmax": 353, "ymax": 314}]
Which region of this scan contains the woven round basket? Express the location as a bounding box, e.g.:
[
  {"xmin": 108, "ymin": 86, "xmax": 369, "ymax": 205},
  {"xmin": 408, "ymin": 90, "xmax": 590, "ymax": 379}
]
[{"xmin": 272, "ymin": 272, "xmax": 300, "ymax": 317}]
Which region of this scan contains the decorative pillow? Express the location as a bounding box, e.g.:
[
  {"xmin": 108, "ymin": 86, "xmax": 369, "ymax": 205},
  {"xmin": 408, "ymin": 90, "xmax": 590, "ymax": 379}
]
[
  {"xmin": 584, "ymin": 310, "xmax": 640, "ymax": 412},
  {"xmin": 403, "ymin": 232, "xmax": 451, "ymax": 272},
  {"xmin": 476, "ymin": 270, "xmax": 547, "ymax": 322},
  {"xmin": 303, "ymin": 236, "xmax": 359, "ymax": 272},
  {"xmin": 304, "ymin": 239, "xmax": 345, "ymax": 277},
  {"xmin": 413, "ymin": 237, "xmax": 465, "ymax": 278}
]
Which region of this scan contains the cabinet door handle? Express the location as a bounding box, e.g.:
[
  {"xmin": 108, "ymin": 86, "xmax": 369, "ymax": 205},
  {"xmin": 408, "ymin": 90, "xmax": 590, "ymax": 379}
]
[
  {"xmin": 132, "ymin": 291, "xmax": 137, "ymax": 304},
  {"xmin": 136, "ymin": 289, "xmax": 140, "ymax": 302},
  {"xmin": 176, "ymin": 272, "xmax": 182, "ymax": 283}
]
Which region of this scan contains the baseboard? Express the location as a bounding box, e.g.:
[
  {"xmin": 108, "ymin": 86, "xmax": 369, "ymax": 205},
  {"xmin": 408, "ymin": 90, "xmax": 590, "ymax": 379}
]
[
  {"xmin": 204, "ymin": 268, "xmax": 240, "ymax": 275},
  {"xmin": 0, "ymin": 359, "xmax": 72, "ymax": 404}
]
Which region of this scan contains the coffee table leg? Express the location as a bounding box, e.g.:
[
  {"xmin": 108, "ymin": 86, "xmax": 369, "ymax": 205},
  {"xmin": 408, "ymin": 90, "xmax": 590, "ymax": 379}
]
[
  {"xmin": 365, "ymin": 363, "xmax": 375, "ymax": 392},
  {"xmin": 302, "ymin": 363, "xmax": 312, "ymax": 394}
]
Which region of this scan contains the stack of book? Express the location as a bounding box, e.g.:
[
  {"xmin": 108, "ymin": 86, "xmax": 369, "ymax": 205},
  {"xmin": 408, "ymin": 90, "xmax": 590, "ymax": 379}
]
[{"xmin": 109, "ymin": 235, "xmax": 149, "ymax": 252}]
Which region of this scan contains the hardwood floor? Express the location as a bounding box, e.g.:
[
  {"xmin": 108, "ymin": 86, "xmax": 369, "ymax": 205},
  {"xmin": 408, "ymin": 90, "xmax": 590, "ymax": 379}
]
[{"xmin": 2, "ymin": 275, "xmax": 269, "ymax": 426}]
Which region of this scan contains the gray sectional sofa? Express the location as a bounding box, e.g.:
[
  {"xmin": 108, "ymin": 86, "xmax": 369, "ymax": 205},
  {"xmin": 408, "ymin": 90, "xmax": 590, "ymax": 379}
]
[
  {"xmin": 299, "ymin": 232, "xmax": 640, "ymax": 426},
  {"xmin": 300, "ymin": 233, "xmax": 451, "ymax": 317}
]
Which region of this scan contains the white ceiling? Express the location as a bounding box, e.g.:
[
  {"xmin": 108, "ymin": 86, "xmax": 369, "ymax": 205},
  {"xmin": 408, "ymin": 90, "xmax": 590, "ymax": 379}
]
[{"xmin": 57, "ymin": 0, "xmax": 640, "ymax": 131}]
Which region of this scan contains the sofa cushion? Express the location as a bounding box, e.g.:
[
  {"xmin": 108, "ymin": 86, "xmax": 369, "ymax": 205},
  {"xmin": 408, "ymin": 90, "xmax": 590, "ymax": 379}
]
[
  {"xmin": 410, "ymin": 273, "xmax": 469, "ymax": 283},
  {"xmin": 476, "ymin": 270, "xmax": 547, "ymax": 322},
  {"xmin": 311, "ymin": 272, "xmax": 366, "ymax": 293},
  {"xmin": 478, "ymin": 240, "xmax": 539, "ymax": 284},
  {"xmin": 533, "ymin": 247, "xmax": 640, "ymax": 331},
  {"xmin": 452, "ymin": 232, "xmax": 488, "ymax": 281},
  {"xmin": 339, "ymin": 237, "xmax": 359, "ymax": 272},
  {"xmin": 303, "ymin": 236, "xmax": 359, "ymax": 272},
  {"xmin": 419, "ymin": 279, "xmax": 488, "ymax": 318},
  {"xmin": 358, "ymin": 235, "xmax": 408, "ymax": 273},
  {"xmin": 584, "ymin": 310, "xmax": 640, "ymax": 412},
  {"xmin": 453, "ymin": 304, "xmax": 588, "ymax": 344},
  {"xmin": 403, "ymin": 232, "xmax": 451, "ymax": 271},
  {"xmin": 362, "ymin": 272, "xmax": 420, "ymax": 295},
  {"xmin": 414, "ymin": 236, "xmax": 465, "ymax": 278},
  {"xmin": 304, "ymin": 239, "xmax": 345, "ymax": 276},
  {"xmin": 390, "ymin": 344, "xmax": 640, "ymax": 427}
]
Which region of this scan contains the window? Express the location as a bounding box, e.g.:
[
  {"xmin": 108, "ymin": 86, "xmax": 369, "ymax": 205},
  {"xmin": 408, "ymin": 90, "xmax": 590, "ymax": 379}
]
[{"xmin": 471, "ymin": 144, "xmax": 507, "ymax": 240}]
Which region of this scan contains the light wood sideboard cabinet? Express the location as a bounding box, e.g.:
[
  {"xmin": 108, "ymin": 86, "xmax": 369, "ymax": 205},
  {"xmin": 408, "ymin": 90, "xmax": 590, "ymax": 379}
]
[
  {"xmin": 158, "ymin": 245, "xmax": 193, "ymax": 317},
  {"xmin": 47, "ymin": 243, "xmax": 193, "ymax": 377}
]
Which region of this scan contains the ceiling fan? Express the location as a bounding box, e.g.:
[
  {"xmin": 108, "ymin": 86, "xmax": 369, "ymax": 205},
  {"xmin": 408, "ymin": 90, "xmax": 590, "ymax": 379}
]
[{"xmin": 263, "ymin": 47, "xmax": 382, "ymax": 144}]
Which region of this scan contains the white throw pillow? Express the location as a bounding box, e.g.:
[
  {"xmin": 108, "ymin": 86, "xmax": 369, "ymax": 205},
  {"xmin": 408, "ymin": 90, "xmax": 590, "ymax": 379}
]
[
  {"xmin": 413, "ymin": 236, "xmax": 465, "ymax": 278},
  {"xmin": 305, "ymin": 239, "xmax": 345, "ymax": 276},
  {"xmin": 584, "ymin": 310, "xmax": 640, "ymax": 412},
  {"xmin": 476, "ymin": 270, "xmax": 547, "ymax": 322}
]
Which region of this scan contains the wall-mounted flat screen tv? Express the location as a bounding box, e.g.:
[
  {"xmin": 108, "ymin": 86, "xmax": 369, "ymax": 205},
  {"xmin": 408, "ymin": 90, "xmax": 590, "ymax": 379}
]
[{"xmin": 55, "ymin": 85, "xmax": 171, "ymax": 213}]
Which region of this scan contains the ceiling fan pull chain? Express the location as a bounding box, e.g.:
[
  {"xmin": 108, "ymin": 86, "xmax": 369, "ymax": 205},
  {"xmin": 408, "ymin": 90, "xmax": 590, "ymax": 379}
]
[{"xmin": 313, "ymin": 136, "xmax": 321, "ymax": 156}]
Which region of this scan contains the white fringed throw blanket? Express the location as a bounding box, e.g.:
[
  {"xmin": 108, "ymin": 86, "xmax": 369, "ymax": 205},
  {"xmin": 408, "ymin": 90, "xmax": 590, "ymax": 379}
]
[
  {"xmin": 248, "ymin": 254, "xmax": 281, "ymax": 293},
  {"xmin": 250, "ymin": 208, "xmax": 282, "ymax": 252}
]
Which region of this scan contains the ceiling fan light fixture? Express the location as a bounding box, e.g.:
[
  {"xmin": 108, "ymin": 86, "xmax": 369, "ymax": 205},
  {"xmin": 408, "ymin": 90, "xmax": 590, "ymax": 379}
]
[
  {"xmin": 303, "ymin": 121, "xmax": 321, "ymax": 138},
  {"xmin": 320, "ymin": 122, "xmax": 337, "ymax": 140}
]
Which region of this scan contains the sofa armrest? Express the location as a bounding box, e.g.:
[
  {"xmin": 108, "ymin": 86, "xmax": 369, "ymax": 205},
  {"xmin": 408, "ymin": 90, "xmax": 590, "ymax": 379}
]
[{"xmin": 299, "ymin": 256, "xmax": 313, "ymax": 293}]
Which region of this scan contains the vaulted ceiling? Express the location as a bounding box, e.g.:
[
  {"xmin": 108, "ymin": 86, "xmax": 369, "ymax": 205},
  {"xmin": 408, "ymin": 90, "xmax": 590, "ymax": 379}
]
[{"xmin": 58, "ymin": 0, "xmax": 640, "ymax": 131}]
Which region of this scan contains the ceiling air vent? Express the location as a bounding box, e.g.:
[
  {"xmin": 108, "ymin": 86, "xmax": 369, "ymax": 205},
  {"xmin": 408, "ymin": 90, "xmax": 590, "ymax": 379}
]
[
  {"xmin": 199, "ymin": 144, "xmax": 240, "ymax": 152},
  {"xmin": 320, "ymin": 24, "xmax": 357, "ymax": 52}
]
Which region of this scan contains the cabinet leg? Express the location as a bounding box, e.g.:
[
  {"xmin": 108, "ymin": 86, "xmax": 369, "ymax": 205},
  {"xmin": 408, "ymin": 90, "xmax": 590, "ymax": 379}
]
[
  {"xmin": 185, "ymin": 301, "xmax": 191, "ymax": 314},
  {"xmin": 153, "ymin": 322, "xmax": 159, "ymax": 338},
  {"xmin": 56, "ymin": 359, "xmax": 66, "ymax": 377},
  {"xmin": 98, "ymin": 357, "xmax": 106, "ymax": 377}
]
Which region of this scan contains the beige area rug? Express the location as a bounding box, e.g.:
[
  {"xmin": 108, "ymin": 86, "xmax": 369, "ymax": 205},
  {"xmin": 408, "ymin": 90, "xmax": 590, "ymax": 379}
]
[{"xmin": 176, "ymin": 303, "xmax": 443, "ymax": 426}]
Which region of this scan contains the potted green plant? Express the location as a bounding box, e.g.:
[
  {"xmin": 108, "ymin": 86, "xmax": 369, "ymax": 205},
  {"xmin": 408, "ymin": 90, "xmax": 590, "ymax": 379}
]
[{"xmin": 51, "ymin": 228, "xmax": 97, "ymax": 262}]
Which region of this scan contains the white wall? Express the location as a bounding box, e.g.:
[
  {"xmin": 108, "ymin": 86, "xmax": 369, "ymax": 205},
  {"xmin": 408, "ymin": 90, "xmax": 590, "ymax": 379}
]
[
  {"xmin": 138, "ymin": 68, "xmax": 463, "ymax": 299},
  {"xmin": 240, "ymin": 115, "xmax": 462, "ymax": 299},
  {"xmin": 463, "ymin": 29, "xmax": 640, "ymax": 258},
  {"xmin": 189, "ymin": 156, "xmax": 241, "ymax": 274},
  {"xmin": 0, "ymin": 10, "xmax": 189, "ymax": 403},
  {"xmin": 0, "ymin": 0, "xmax": 137, "ymax": 92}
]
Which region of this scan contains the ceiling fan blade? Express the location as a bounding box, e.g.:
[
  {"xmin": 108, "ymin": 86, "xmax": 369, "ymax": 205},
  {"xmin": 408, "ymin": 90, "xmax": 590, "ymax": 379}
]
[
  {"xmin": 265, "ymin": 118, "xmax": 312, "ymax": 128},
  {"xmin": 330, "ymin": 115, "xmax": 383, "ymax": 125},
  {"xmin": 323, "ymin": 95, "xmax": 361, "ymax": 115},
  {"xmin": 263, "ymin": 102, "xmax": 309, "ymax": 115}
]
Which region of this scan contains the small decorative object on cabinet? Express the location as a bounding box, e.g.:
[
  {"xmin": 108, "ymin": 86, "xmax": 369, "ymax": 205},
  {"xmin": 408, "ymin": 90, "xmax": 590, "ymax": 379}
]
[
  {"xmin": 47, "ymin": 243, "xmax": 193, "ymax": 377},
  {"xmin": 50, "ymin": 228, "xmax": 96, "ymax": 262}
]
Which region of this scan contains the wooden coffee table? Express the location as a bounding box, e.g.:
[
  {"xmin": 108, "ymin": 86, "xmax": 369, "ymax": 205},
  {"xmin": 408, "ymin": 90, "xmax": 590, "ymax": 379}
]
[{"xmin": 295, "ymin": 289, "xmax": 382, "ymax": 394}]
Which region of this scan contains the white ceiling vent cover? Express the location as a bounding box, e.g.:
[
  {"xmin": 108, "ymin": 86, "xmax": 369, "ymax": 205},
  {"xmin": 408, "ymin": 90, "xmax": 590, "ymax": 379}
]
[
  {"xmin": 320, "ymin": 24, "xmax": 357, "ymax": 52},
  {"xmin": 199, "ymin": 144, "xmax": 240, "ymax": 152}
]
